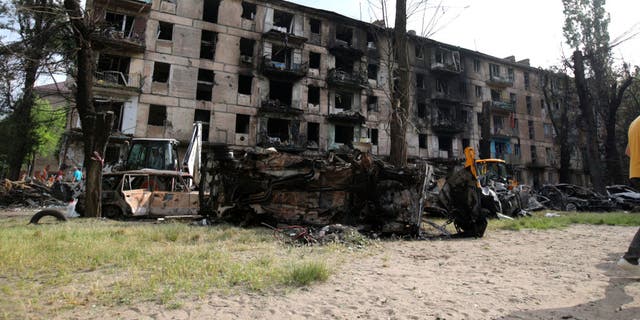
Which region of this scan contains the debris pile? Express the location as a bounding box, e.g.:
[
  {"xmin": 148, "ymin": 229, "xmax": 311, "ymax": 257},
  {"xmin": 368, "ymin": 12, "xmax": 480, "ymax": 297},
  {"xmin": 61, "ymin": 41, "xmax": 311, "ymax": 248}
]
[{"xmin": 0, "ymin": 179, "xmax": 67, "ymax": 208}]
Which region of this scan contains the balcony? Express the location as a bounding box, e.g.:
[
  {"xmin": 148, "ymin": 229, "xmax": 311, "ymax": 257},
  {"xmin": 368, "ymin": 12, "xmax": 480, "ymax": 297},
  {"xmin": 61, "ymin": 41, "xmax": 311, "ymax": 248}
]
[
  {"xmin": 92, "ymin": 28, "xmax": 145, "ymax": 53},
  {"xmin": 430, "ymin": 62, "xmax": 462, "ymax": 75},
  {"xmin": 94, "ymin": 0, "xmax": 151, "ymax": 12},
  {"xmin": 486, "ymin": 74, "xmax": 514, "ymax": 87},
  {"xmin": 431, "ymin": 112, "xmax": 465, "ymax": 133},
  {"xmin": 329, "ymin": 39, "xmax": 363, "ymax": 59},
  {"xmin": 431, "ymin": 91, "xmax": 460, "ymax": 102},
  {"xmin": 327, "ymin": 69, "xmax": 367, "ymax": 90},
  {"xmin": 484, "ymin": 100, "xmax": 515, "ymax": 114},
  {"xmin": 259, "ymin": 99, "xmax": 304, "ymax": 116},
  {"xmin": 262, "ymin": 28, "xmax": 307, "ymax": 47},
  {"xmin": 491, "ymin": 127, "xmax": 517, "ymax": 139},
  {"xmin": 327, "ymin": 111, "xmax": 365, "ymax": 125},
  {"xmin": 261, "ymin": 58, "xmax": 308, "ymax": 81},
  {"xmin": 94, "ymin": 71, "xmax": 141, "ymax": 94}
]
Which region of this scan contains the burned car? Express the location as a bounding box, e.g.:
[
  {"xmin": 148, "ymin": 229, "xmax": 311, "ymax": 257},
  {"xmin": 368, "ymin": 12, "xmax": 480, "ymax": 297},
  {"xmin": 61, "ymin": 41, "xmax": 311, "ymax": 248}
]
[
  {"xmin": 538, "ymin": 184, "xmax": 614, "ymax": 212},
  {"xmin": 606, "ymin": 185, "xmax": 640, "ymax": 210},
  {"xmin": 76, "ymin": 170, "xmax": 200, "ymax": 219}
]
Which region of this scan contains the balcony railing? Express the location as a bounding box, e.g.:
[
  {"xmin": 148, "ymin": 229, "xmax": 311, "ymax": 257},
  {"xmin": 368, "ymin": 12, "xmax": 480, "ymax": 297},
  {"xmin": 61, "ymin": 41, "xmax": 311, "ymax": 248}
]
[
  {"xmin": 262, "ymin": 28, "xmax": 307, "ymax": 46},
  {"xmin": 94, "ymin": 71, "xmax": 141, "ymax": 90},
  {"xmin": 430, "ymin": 62, "xmax": 462, "ymax": 74},
  {"xmin": 491, "ymin": 127, "xmax": 517, "ymax": 138},
  {"xmin": 327, "ymin": 69, "xmax": 367, "ymax": 89},
  {"xmin": 261, "ymin": 58, "xmax": 308, "ymax": 80},
  {"xmin": 487, "ymin": 74, "xmax": 514, "ymax": 87},
  {"xmin": 488, "ymin": 100, "xmax": 515, "ymax": 113},
  {"xmin": 431, "ymin": 113, "xmax": 465, "ymax": 133},
  {"xmin": 93, "ymin": 28, "xmax": 146, "ymax": 53},
  {"xmin": 259, "ymin": 99, "xmax": 304, "ymax": 115}
]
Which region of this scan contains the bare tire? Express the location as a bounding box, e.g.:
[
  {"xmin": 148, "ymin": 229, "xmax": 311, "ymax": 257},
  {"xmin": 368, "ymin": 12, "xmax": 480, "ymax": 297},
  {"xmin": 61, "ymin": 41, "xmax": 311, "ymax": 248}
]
[
  {"xmin": 29, "ymin": 209, "xmax": 68, "ymax": 224},
  {"xmin": 565, "ymin": 203, "xmax": 578, "ymax": 211}
]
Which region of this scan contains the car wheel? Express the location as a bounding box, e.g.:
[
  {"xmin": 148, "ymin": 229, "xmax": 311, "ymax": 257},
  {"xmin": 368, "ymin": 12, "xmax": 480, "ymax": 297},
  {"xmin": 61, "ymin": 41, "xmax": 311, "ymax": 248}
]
[
  {"xmin": 102, "ymin": 205, "xmax": 123, "ymax": 220},
  {"xmin": 565, "ymin": 203, "xmax": 578, "ymax": 211}
]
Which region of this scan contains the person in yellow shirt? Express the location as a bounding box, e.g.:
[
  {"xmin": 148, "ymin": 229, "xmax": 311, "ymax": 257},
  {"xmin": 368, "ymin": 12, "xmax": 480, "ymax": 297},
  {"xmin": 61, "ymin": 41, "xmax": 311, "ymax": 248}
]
[{"xmin": 618, "ymin": 115, "xmax": 640, "ymax": 274}]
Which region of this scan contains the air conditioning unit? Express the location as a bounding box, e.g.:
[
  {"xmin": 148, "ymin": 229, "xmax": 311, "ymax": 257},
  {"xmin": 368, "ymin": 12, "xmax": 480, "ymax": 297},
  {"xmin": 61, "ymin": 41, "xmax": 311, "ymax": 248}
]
[{"xmin": 240, "ymin": 55, "xmax": 253, "ymax": 64}]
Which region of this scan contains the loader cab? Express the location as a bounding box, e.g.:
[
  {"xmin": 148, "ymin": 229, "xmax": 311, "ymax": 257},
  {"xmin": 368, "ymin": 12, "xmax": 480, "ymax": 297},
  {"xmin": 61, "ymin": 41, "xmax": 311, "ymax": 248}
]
[
  {"xmin": 476, "ymin": 158, "xmax": 509, "ymax": 186},
  {"xmin": 124, "ymin": 138, "xmax": 180, "ymax": 171}
]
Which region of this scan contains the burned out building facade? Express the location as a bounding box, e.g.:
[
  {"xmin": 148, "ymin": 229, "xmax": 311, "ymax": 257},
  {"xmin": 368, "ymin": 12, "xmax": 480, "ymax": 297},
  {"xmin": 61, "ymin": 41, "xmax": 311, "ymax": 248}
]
[{"xmin": 73, "ymin": 0, "xmax": 581, "ymax": 187}]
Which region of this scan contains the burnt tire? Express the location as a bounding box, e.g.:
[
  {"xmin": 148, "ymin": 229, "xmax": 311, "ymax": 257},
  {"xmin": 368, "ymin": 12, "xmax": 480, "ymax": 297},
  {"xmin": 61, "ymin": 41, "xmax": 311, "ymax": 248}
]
[
  {"xmin": 102, "ymin": 205, "xmax": 123, "ymax": 220},
  {"xmin": 29, "ymin": 209, "xmax": 68, "ymax": 224}
]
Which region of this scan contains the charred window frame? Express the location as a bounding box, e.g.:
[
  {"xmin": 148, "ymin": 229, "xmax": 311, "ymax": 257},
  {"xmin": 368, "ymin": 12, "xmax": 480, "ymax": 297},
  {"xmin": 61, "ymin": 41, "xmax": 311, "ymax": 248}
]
[
  {"xmin": 416, "ymin": 73, "xmax": 425, "ymax": 89},
  {"xmin": 196, "ymin": 69, "xmax": 215, "ymax": 101},
  {"xmin": 309, "ymin": 52, "xmax": 321, "ymax": 69},
  {"xmin": 194, "ymin": 109, "xmax": 211, "ymax": 141},
  {"xmin": 415, "ymin": 45, "xmax": 424, "ymax": 59},
  {"xmin": 459, "ymin": 82, "xmax": 467, "ymax": 98},
  {"xmin": 435, "ymin": 79, "xmax": 448, "ymax": 93},
  {"xmin": 367, "ymin": 63, "xmax": 378, "ymax": 80},
  {"xmin": 530, "ymin": 145, "xmax": 537, "ymax": 161},
  {"xmin": 528, "ymin": 120, "xmax": 535, "ymax": 139},
  {"xmin": 419, "ymin": 134, "xmax": 427, "ymax": 149},
  {"xmin": 310, "ymin": 18, "xmax": 321, "ymax": 34},
  {"xmin": 152, "ymin": 62, "xmax": 170, "ymax": 82},
  {"xmin": 524, "ymin": 72, "xmax": 530, "ymax": 89},
  {"xmin": 241, "ymin": 2, "xmax": 256, "ymax": 20},
  {"xmin": 438, "ymin": 136, "xmax": 452, "ymax": 151},
  {"xmin": 307, "ymin": 122, "xmax": 319, "ymax": 146},
  {"xmin": 335, "ymin": 91, "xmax": 352, "ymax": 110},
  {"xmin": 240, "ymin": 38, "xmax": 254, "ymax": 57},
  {"xmin": 335, "ymin": 25, "xmax": 353, "ymax": 46},
  {"xmin": 526, "ymin": 96, "xmax": 532, "ymax": 114},
  {"xmin": 334, "ymin": 125, "xmax": 353, "ymax": 144},
  {"xmin": 267, "ymin": 118, "xmax": 291, "ymax": 142},
  {"xmin": 105, "ymin": 11, "xmax": 134, "ymax": 36},
  {"xmin": 367, "ymin": 95, "xmax": 378, "ymax": 112},
  {"xmin": 307, "ymin": 86, "xmax": 320, "ymax": 105},
  {"xmin": 417, "ymin": 103, "xmax": 427, "ymax": 119},
  {"xmin": 366, "ymin": 32, "xmax": 376, "ymax": 49},
  {"xmin": 238, "ymin": 74, "xmax": 252, "ymax": 95},
  {"xmin": 157, "ymin": 21, "xmax": 173, "ymax": 40},
  {"xmin": 235, "ymin": 114, "xmax": 250, "ymax": 134},
  {"xmin": 148, "ymin": 104, "xmax": 167, "ymax": 126},
  {"xmin": 203, "ymin": 0, "xmax": 220, "ymax": 23},
  {"xmin": 273, "ymin": 10, "xmax": 294, "ymax": 33},
  {"xmin": 200, "ymin": 30, "xmax": 217, "ymax": 60}
]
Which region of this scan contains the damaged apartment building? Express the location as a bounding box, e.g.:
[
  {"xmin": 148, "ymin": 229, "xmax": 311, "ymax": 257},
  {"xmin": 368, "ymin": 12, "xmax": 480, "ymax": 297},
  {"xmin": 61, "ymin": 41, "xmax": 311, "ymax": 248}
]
[{"xmin": 60, "ymin": 0, "xmax": 586, "ymax": 187}]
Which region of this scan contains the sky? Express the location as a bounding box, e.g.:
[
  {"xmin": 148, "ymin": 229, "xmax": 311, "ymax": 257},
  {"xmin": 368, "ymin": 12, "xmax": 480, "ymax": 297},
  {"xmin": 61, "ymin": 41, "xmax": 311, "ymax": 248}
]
[{"xmin": 289, "ymin": 0, "xmax": 640, "ymax": 68}]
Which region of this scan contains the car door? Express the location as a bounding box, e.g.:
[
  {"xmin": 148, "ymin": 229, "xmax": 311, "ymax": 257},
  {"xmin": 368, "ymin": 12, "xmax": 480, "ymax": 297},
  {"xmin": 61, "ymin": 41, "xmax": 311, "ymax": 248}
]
[
  {"xmin": 148, "ymin": 174, "xmax": 198, "ymax": 216},
  {"xmin": 122, "ymin": 174, "xmax": 152, "ymax": 216}
]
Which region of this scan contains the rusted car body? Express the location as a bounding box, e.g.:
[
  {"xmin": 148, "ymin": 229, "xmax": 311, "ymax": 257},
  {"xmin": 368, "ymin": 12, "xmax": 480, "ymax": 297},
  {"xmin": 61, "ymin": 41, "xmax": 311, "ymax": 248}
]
[
  {"xmin": 76, "ymin": 170, "xmax": 200, "ymax": 218},
  {"xmin": 606, "ymin": 185, "xmax": 640, "ymax": 210},
  {"xmin": 538, "ymin": 184, "xmax": 613, "ymax": 212},
  {"xmin": 199, "ymin": 148, "xmax": 426, "ymax": 235}
]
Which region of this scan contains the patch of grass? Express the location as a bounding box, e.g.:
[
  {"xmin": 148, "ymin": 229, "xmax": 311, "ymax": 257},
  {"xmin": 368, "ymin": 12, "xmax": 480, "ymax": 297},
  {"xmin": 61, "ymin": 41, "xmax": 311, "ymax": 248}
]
[
  {"xmin": 490, "ymin": 211, "xmax": 640, "ymax": 231},
  {"xmin": 0, "ymin": 218, "xmax": 364, "ymax": 319}
]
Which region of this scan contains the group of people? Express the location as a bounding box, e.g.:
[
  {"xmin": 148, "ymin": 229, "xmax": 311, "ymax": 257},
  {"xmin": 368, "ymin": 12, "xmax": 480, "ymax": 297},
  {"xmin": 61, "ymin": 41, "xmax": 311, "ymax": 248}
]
[{"xmin": 35, "ymin": 165, "xmax": 83, "ymax": 185}]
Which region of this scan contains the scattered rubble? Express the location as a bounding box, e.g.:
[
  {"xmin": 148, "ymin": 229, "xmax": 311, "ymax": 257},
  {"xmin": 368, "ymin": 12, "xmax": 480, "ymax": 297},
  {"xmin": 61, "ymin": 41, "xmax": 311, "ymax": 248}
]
[{"xmin": 0, "ymin": 179, "xmax": 67, "ymax": 208}]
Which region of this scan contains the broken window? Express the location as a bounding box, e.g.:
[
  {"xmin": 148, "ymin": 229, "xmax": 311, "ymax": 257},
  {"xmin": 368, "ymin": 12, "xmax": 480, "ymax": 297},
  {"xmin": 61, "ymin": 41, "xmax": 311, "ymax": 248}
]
[
  {"xmin": 526, "ymin": 96, "xmax": 532, "ymax": 114},
  {"xmin": 334, "ymin": 55, "xmax": 354, "ymax": 72},
  {"xmin": 267, "ymin": 118, "xmax": 290, "ymax": 143},
  {"xmin": 235, "ymin": 114, "xmax": 250, "ymax": 134},
  {"xmin": 157, "ymin": 21, "xmax": 173, "ymax": 40},
  {"xmin": 490, "ymin": 89, "xmax": 501, "ymax": 101},
  {"xmin": 148, "ymin": 104, "xmax": 167, "ymax": 126},
  {"xmin": 97, "ymin": 54, "xmax": 131, "ymax": 85},
  {"xmin": 459, "ymin": 110, "xmax": 468, "ymax": 124},
  {"xmin": 475, "ymin": 85, "xmax": 482, "ymax": 98},
  {"xmin": 417, "ymin": 103, "xmax": 427, "ymax": 119},
  {"xmin": 308, "ymin": 86, "xmax": 320, "ymax": 105},
  {"xmin": 238, "ymin": 75, "xmax": 252, "ymax": 95},
  {"xmin": 200, "ymin": 30, "xmax": 217, "ymax": 60},
  {"xmin": 307, "ymin": 122, "xmax": 319, "ymax": 146},
  {"xmin": 416, "ymin": 73, "xmax": 425, "ymax": 89},
  {"xmin": 370, "ymin": 128, "xmax": 378, "ymax": 145},
  {"xmin": 510, "ymin": 93, "xmax": 517, "ymax": 105},
  {"xmin": 366, "ymin": 32, "xmax": 376, "ymax": 49},
  {"xmin": 459, "ymin": 82, "xmax": 467, "ymax": 97},
  {"xmin": 419, "ymin": 134, "xmax": 427, "ymax": 149},
  {"xmin": 152, "ymin": 62, "xmax": 170, "ymax": 83},
  {"xmin": 528, "ymin": 120, "xmax": 535, "ymax": 139},
  {"xmin": 368, "ymin": 64, "xmax": 378, "ymax": 80},
  {"xmin": 239, "ymin": 38, "xmax": 254, "ymax": 59},
  {"xmin": 530, "ymin": 145, "xmax": 537, "ymax": 161},
  {"xmin": 269, "ymin": 80, "xmax": 293, "ymax": 107},
  {"xmin": 273, "ymin": 10, "xmax": 294, "ymax": 33},
  {"xmin": 514, "ymin": 143, "xmax": 521, "ymax": 156},
  {"xmin": 241, "ymin": 2, "xmax": 256, "ymax": 20},
  {"xmin": 309, "ymin": 52, "xmax": 321, "ymax": 69},
  {"xmin": 203, "ymin": 0, "xmax": 220, "ymax": 23},
  {"xmin": 473, "ymin": 59, "xmax": 481, "ymax": 72},
  {"xmin": 436, "ymin": 79, "xmax": 448, "ymax": 93},
  {"xmin": 489, "ymin": 64, "xmax": 500, "ymax": 77},
  {"xmin": 334, "ymin": 125, "xmax": 353, "ymax": 144},
  {"xmin": 544, "ymin": 123, "xmax": 553, "ymax": 137},
  {"xmin": 438, "ymin": 136, "xmax": 452, "ymax": 151},
  {"xmin": 508, "ymin": 68, "xmax": 514, "ymax": 81},
  {"xmin": 95, "ymin": 101, "xmax": 124, "ymax": 132},
  {"xmin": 367, "ymin": 95, "xmax": 378, "ymax": 112},
  {"xmin": 335, "ymin": 91, "xmax": 352, "ymax": 110},
  {"xmin": 524, "ymin": 72, "xmax": 530, "ymax": 89},
  {"xmin": 271, "ymin": 44, "xmax": 292, "ymax": 66},
  {"xmin": 415, "ymin": 45, "xmax": 424, "ymax": 59},
  {"xmin": 493, "ymin": 115, "xmax": 504, "ymax": 130},
  {"xmin": 105, "ymin": 11, "xmax": 134, "ymax": 36},
  {"xmin": 310, "ymin": 18, "xmax": 321, "ymax": 34},
  {"xmin": 335, "ymin": 25, "xmax": 353, "ymax": 46},
  {"xmin": 197, "ymin": 69, "xmax": 214, "ymax": 101},
  {"xmin": 194, "ymin": 109, "xmax": 211, "ymax": 141}
]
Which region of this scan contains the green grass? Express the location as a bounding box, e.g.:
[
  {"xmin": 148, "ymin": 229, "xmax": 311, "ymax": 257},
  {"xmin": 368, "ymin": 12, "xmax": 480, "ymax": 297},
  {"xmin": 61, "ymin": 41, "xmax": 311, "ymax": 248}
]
[
  {"xmin": 491, "ymin": 211, "xmax": 640, "ymax": 231},
  {"xmin": 0, "ymin": 217, "xmax": 363, "ymax": 319}
]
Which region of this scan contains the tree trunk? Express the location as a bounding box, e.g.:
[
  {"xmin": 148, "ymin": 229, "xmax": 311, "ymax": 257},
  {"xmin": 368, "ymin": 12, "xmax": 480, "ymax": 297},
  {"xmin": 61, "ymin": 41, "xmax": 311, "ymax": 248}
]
[
  {"xmin": 389, "ymin": 0, "xmax": 408, "ymax": 167},
  {"xmin": 573, "ymin": 50, "xmax": 605, "ymax": 193},
  {"xmin": 604, "ymin": 77, "xmax": 634, "ymax": 185}
]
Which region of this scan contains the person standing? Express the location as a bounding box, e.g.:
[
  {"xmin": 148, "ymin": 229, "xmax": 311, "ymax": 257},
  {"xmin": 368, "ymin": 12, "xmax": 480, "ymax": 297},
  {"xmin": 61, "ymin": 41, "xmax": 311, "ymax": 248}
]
[
  {"xmin": 72, "ymin": 167, "xmax": 83, "ymax": 183},
  {"xmin": 618, "ymin": 115, "xmax": 640, "ymax": 274}
]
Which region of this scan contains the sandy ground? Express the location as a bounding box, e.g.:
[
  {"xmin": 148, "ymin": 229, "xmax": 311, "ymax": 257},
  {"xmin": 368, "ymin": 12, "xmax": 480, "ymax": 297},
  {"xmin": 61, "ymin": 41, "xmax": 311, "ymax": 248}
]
[{"xmin": 6, "ymin": 209, "xmax": 640, "ymax": 319}]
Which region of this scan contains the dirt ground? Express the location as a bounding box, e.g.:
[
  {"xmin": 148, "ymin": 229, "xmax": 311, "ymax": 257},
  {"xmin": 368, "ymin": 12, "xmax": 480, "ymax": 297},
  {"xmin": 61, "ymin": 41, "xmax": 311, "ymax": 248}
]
[{"xmin": 5, "ymin": 208, "xmax": 640, "ymax": 320}]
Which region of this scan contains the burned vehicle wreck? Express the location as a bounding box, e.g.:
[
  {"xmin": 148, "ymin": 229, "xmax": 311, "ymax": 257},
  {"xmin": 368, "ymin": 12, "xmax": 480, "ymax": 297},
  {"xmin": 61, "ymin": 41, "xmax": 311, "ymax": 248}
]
[
  {"xmin": 537, "ymin": 184, "xmax": 614, "ymax": 212},
  {"xmin": 606, "ymin": 185, "xmax": 640, "ymax": 210},
  {"xmin": 198, "ymin": 146, "xmax": 489, "ymax": 237}
]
